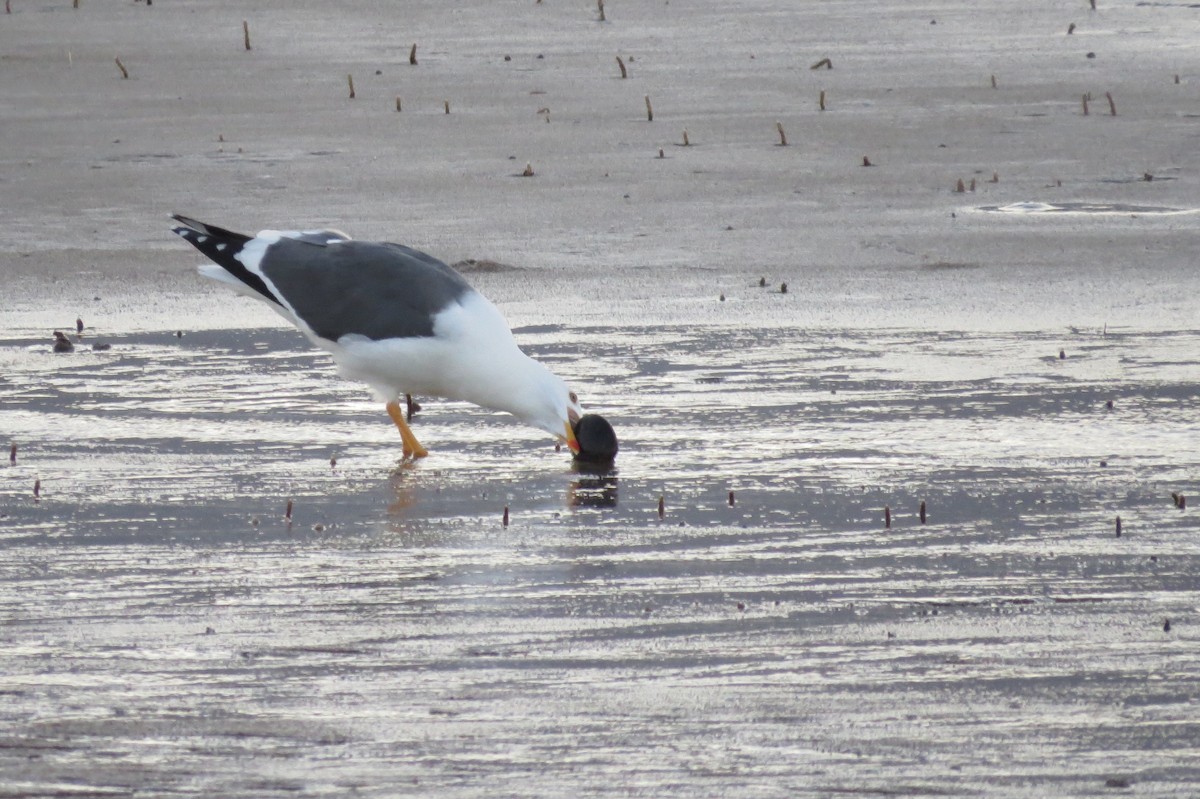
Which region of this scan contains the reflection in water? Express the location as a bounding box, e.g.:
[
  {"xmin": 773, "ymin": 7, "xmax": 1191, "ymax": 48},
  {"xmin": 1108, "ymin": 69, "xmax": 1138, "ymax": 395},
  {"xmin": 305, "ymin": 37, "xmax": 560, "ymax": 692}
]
[
  {"xmin": 569, "ymin": 462, "xmax": 619, "ymax": 508},
  {"xmin": 386, "ymin": 467, "xmax": 418, "ymax": 514}
]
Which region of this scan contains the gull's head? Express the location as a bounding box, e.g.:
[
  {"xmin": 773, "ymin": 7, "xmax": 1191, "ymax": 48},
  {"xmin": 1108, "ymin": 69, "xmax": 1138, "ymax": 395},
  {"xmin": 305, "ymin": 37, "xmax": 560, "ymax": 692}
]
[{"xmin": 514, "ymin": 364, "xmax": 583, "ymax": 453}]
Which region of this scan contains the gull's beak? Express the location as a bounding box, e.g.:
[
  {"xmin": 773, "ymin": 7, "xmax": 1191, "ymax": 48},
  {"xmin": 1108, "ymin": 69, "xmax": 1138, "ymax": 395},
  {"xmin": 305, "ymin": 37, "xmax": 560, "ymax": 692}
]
[{"xmin": 563, "ymin": 420, "xmax": 581, "ymax": 454}]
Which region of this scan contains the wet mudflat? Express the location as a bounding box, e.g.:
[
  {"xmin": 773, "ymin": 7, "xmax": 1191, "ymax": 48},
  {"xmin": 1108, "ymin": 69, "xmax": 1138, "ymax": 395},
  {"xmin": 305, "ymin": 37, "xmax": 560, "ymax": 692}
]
[
  {"xmin": 4, "ymin": 0, "xmax": 1200, "ymax": 794},
  {"xmin": 3, "ymin": 277, "xmax": 1199, "ymax": 797}
]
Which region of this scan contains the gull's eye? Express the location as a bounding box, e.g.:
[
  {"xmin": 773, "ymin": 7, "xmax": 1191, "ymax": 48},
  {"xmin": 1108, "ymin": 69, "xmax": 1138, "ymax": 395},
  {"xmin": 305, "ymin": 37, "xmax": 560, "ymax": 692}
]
[{"xmin": 568, "ymin": 391, "xmax": 578, "ymax": 404}]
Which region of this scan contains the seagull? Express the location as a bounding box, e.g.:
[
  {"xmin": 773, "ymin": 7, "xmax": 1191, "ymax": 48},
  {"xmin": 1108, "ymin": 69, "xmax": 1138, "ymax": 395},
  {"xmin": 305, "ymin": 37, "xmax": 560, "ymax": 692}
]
[{"xmin": 170, "ymin": 214, "xmax": 582, "ymax": 459}]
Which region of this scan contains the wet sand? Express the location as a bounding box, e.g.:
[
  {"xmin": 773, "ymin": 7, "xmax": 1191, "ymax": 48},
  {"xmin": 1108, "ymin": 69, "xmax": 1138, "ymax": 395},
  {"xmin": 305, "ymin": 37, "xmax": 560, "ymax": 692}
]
[{"xmin": 3, "ymin": 1, "xmax": 1200, "ymax": 797}]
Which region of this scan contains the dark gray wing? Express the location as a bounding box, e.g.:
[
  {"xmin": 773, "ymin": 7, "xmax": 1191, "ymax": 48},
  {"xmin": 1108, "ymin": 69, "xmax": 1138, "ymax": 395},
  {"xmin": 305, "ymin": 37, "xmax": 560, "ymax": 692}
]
[{"xmin": 258, "ymin": 239, "xmax": 474, "ymax": 341}]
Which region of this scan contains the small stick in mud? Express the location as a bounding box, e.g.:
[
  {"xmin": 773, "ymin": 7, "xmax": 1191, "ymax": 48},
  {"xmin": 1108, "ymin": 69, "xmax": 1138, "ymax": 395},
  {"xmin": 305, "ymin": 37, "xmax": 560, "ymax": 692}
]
[
  {"xmin": 884, "ymin": 505, "xmax": 891, "ymax": 529},
  {"xmin": 728, "ymin": 490, "xmax": 735, "ymax": 507},
  {"xmin": 1082, "ymin": 94, "xmax": 1089, "ymax": 116},
  {"xmin": 395, "ymin": 96, "xmax": 402, "ymax": 112},
  {"xmin": 347, "ymin": 74, "xmax": 356, "ymax": 99},
  {"xmin": 779, "ymin": 282, "xmax": 788, "ymax": 294},
  {"xmin": 991, "ymin": 171, "xmax": 1000, "ymax": 183},
  {"xmin": 657, "ymin": 148, "xmax": 664, "ymax": 159},
  {"xmin": 115, "ymin": 57, "xmax": 129, "ymax": 79},
  {"xmin": 330, "ymin": 456, "xmax": 337, "ymax": 469},
  {"xmin": 409, "ymin": 44, "xmax": 418, "ymax": 66},
  {"xmin": 9, "ymin": 443, "xmax": 15, "ymax": 464},
  {"xmin": 776, "ymin": 121, "xmax": 788, "ymax": 146},
  {"xmin": 759, "ymin": 277, "xmax": 767, "ymax": 287},
  {"xmin": 658, "ymin": 495, "xmax": 665, "ymax": 519},
  {"xmin": 285, "ymin": 499, "xmax": 293, "ymax": 522},
  {"xmin": 644, "ymin": 95, "xmax": 653, "ymax": 122},
  {"xmin": 681, "ymin": 129, "xmax": 690, "ymax": 146},
  {"xmin": 955, "ymin": 179, "xmax": 966, "ymax": 193},
  {"xmin": 920, "ymin": 500, "xmax": 927, "ymax": 524},
  {"xmin": 34, "ymin": 478, "xmax": 41, "ymax": 499},
  {"xmin": 243, "ymin": 20, "xmax": 251, "ymax": 51},
  {"xmin": 1115, "ymin": 516, "xmax": 1122, "ymax": 537},
  {"xmin": 503, "ymin": 505, "xmax": 510, "ymax": 527},
  {"xmin": 1174, "ymin": 74, "xmax": 1180, "ymax": 85},
  {"xmin": 810, "ymin": 57, "xmax": 832, "ymax": 70},
  {"xmin": 1106, "ymin": 92, "xmax": 1116, "ymax": 116},
  {"xmin": 444, "ymin": 100, "xmax": 450, "ymax": 114},
  {"xmin": 76, "ymin": 317, "xmax": 84, "ymax": 335},
  {"xmin": 969, "ymin": 178, "xmax": 976, "ymax": 192},
  {"xmin": 5, "ymin": 2, "xmax": 10, "ymax": 15},
  {"xmin": 819, "ymin": 90, "xmax": 826, "ymax": 111},
  {"xmin": 862, "ymin": 156, "xmax": 873, "ymax": 167},
  {"xmin": 991, "ymin": 74, "xmax": 997, "ymax": 89},
  {"xmin": 616, "ymin": 56, "xmax": 627, "ymax": 78},
  {"xmin": 1164, "ymin": 618, "xmax": 1171, "ymax": 632},
  {"xmin": 1068, "ymin": 23, "xmax": 1076, "ymax": 34},
  {"xmin": 1059, "ymin": 349, "xmax": 1066, "ymax": 360},
  {"xmin": 597, "ymin": 0, "xmax": 605, "ymax": 21}
]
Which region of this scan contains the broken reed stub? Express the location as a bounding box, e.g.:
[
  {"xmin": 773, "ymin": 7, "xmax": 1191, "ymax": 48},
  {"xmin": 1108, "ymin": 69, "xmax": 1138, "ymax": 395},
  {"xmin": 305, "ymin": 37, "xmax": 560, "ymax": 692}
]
[
  {"xmin": 657, "ymin": 495, "xmax": 665, "ymax": 519},
  {"xmin": 284, "ymin": 499, "xmax": 293, "ymax": 521},
  {"xmin": 395, "ymin": 96, "xmax": 402, "ymax": 112},
  {"xmin": 644, "ymin": 95, "xmax": 653, "ymax": 122},
  {"xmin": 819, "ymin": 90, "xmax": 826, "ymax": 111},
  {"xmin": 657, "ymin": 148, "xmax": 664, "ymax": 159},
  {"xmin": 597, "ymin": 0, "xmax": 605, "ymax": 22},
  {"xmin": 1115, "ymin": 516, "xmax": 1122, "ymax": 537},
  {"xmin": 9, "ymin": 443, "xmax": 16, "ymax": 464},
  {"xmin": 681, "ymin": 129, "xmax": 690, "ymax": 146},
  {"xmin": 884, "ymin": 505, "xmax": 891, "ymax": 529},
  {"xmin": 862, "ymin": 155, "xmax": 873, "ymax": 167},
  {"xmin": 503, "ymin": 505, "xmax": 510, "ymax": 527},
  {"xmin": 991, "ymin": 74, "xmax": 997, "ymax": 89},
  {"xmin": 728, "ymin": 490, "xmax": 735, "ymax": 507},
  {"xmin": 243, "ymin": 20, "xmax": 251, "ymax": 51},
  {"xmin": 776, "ymin": 121, "xmax": 788, "ymax": 146},
  {"xmin": 347, "ymin": 74, "xmax": 356, "ymax": 99},
  {"xmin": 1082, "ymin": 94, "xmax": 1089, "ymax": 116},
  {"xmin": 1106, "ymin": 92, "xmax": 1116, "ymax": 116},
  {"xmin": 616, "ymin": 55, "xmax": 627, "ymax": 78},
  {"xmin": 444, "ymin": 100, "xmax": 450, "ymax": 114},
  {"xmin": 1068, "ymin": 22, "xmax": 1076, "ymax": 34},
  {"xmin": 34, "ymin": 478, "xmax": 41, "ymax": 499},
  {"xmin": 409, "ymin": 44, "xmax": 418, "ymax": 65},
  {"xmin": 115, "ymin": 57, "xmax": 129, "ymax": 79},
  {"xmin": 955, "ymin": 178, "xmax": 966, "ymax": 193},
  {"xmin": 919, "ymin": 500, "xmax": 927, "ymax": 524},
  {"xmin": 521, "ymin": 163, "xmax": 534, "ymax": 177},
  {"xmin": 810, "ymin": 57, "xmax": 832, "ymax": 70}
]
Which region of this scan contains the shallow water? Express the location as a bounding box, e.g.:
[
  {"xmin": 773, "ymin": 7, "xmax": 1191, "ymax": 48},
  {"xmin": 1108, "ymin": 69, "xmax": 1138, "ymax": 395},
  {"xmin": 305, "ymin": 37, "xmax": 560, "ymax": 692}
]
[{"xmin": 3, "ymin": 307, "xmax": 1199, "ymax": 797}]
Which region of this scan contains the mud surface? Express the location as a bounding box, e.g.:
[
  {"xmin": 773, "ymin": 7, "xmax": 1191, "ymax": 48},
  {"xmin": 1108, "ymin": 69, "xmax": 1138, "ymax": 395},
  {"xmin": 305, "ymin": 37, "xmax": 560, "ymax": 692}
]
[{"xmin": 3, "ymin": 0, "xmax": 1200, "ymax": 796}]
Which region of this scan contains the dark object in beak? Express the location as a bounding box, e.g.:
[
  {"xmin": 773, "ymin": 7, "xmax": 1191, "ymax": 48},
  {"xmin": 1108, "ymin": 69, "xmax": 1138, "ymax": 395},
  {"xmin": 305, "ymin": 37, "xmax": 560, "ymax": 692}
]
[{"xmin": 572, "ymin": 413, "xmax": 618, "ymax": 463}]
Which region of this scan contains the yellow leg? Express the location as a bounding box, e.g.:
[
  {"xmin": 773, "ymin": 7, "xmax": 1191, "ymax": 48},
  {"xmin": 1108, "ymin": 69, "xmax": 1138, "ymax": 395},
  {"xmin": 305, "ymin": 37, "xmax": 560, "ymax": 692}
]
[{"xmin": 386, "ymin": 400, "xmax": 429, "ymax": 459}]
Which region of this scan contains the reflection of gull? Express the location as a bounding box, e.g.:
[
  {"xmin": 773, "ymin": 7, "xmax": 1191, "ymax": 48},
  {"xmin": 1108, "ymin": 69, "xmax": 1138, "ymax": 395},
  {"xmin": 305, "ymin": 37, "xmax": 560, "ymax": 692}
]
[{"xmin": 170, "ymin": 215, "xmax": 582, "ymax": 460}]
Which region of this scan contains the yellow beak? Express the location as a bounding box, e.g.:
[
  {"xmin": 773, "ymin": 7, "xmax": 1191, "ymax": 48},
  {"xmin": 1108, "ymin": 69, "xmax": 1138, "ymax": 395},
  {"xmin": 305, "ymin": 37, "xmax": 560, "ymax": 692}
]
[{"xmin": 563, "ymin": 420, "xmax": 581, "ymax": 454}]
